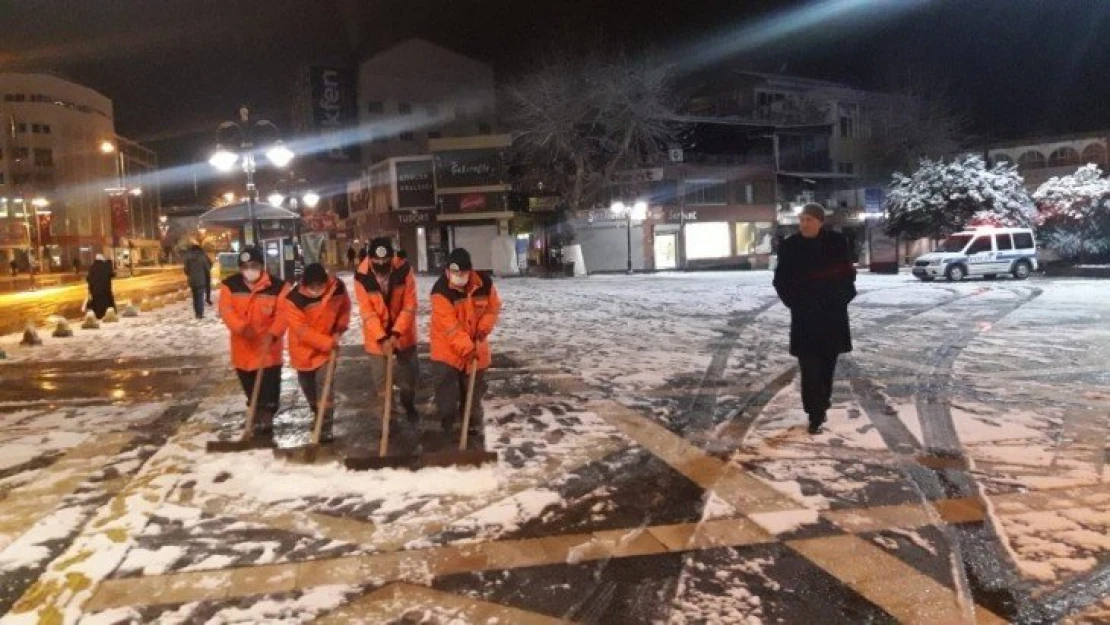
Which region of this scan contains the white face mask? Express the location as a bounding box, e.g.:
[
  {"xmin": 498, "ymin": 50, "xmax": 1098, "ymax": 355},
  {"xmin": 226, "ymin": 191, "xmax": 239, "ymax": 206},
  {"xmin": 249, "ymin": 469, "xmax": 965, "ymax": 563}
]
[
  {"xmin": 449, "ymin": 272, "xmax": 470, "ymax": 288},
  {"xmin": 243, "ymin": 269, "xmax": 261, "ymax": 283}
]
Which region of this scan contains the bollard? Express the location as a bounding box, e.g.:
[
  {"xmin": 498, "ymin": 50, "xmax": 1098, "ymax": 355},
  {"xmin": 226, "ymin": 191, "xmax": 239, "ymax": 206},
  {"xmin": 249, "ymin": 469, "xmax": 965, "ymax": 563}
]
[
  {"xmin": 103, "ymin": 307, "xmax": 119, "ymax": 323},
  {"xmin": 81, "ymin": 311, "xmax": 100, "ymax": 330},
  {"xmin": 20, "ymin": 323, "xmax": 42, "ymax": 346},
  {"xmin": 121, "ymin": 301, "xmax": 139, "ymax": 317},
  {"xmin": 139, "ymin": 297, "xmax": 154, "ymax": 312},
  {"xmin": 50, "ymin": 316, "xmax": 73, "ymax": 338}
]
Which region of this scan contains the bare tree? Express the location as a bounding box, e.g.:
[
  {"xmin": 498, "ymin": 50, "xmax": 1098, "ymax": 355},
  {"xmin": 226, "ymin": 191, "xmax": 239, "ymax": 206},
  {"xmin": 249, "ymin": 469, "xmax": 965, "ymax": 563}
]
[
  {"xmin": 502, "ymin": 51, "xmax": 681, "ymax": 216},
  {"xmin": 863, "ymin": 74, "xmax": 970, "ymax": 180}
]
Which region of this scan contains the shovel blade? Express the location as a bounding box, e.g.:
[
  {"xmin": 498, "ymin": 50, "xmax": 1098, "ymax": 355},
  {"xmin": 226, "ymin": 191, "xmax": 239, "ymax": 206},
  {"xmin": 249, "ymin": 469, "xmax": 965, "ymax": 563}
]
[
  {"xmin": 343, "ymin": 455, "xmax": 420, "ymax": 471},
  {"xmin": 418, "ymin": 449, "xmax": 498, "ymax": 468},
  {"xmin": 205, "ymin": 435, "xmax": 275, "ymax": 453}
]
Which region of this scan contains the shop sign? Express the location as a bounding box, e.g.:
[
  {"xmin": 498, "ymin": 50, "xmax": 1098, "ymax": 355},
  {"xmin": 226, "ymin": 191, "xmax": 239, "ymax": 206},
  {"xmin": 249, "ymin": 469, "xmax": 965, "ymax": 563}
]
[
  {"xmin": 396, "ymin": 159, "xmax": 435, "ymax": 208},
  {"xmin": 613, "ymin": 168, "xmax": 664, "ymax": 184},
  {"xmin": 439, "ymin": 192, "xmax": 507, "ymax": 214},
  {"xmin": 434, "ymin": 149, "xmax": 505, "ymax": 188},
  {"xmin": 390, "ymin": 210, "xmax": 435, "ymax": 228}
]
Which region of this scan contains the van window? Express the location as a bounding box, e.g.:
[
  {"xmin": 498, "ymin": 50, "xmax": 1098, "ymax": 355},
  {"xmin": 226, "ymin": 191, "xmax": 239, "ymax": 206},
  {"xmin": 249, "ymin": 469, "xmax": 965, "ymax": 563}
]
[
  {"xmin": 1013, "ymin": 232, "xmax": 1034, "ymax": 249},
  {"xmin": 996, "ymin": 233, "xmax": 1014, "ymax": 251},
  {"xmin": 937, "ymin": 234, "xmax": 973, "ymax": 252},
  {"xmin": 967, "ymin": 236, "xmax": 992, "ymax": 254}
]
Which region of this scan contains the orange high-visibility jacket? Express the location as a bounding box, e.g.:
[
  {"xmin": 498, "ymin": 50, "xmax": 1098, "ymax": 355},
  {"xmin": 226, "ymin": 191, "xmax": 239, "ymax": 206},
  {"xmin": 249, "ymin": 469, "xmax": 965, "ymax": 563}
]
[
  {"xmin": 429, "ymin": 271, "xmax": 501, "ymax": 371},
  {"xmin": 218, "ymin": 271, "xmax": 289, "ymax": 371},
  {"xmin": 279, "ymin": 276, "xmax": 351, "ymax": 372},
  {"xmin": 353, "ymin": 257, "xmax": 417, "ymax": 355}
]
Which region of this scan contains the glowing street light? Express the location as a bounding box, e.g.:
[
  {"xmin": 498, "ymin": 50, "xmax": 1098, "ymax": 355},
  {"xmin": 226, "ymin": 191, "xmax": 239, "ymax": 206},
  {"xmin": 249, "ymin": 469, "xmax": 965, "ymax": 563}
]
[
  {"xmin": 222, "ymin": 192, "xmax": 237, "ymax": 204},
  {"xmin": 267, "ymin": 192, "xmax": 285, "ymax": 207},
  {"xmin": 301, "ymin": 191, "xmax": 320, "ymax": 209},
  {"xmin": 99, "ymin": 140, "xmax": 116, "ymax": 154},
  {"xmin": 209, "ymin": 107, "xmax": 295, "ymax": 244},
  {"xmin": 208, "ymin": 147, "xmax": 239, "ymax": 171},
  {"xmin": 610, "ymin": 200, "xmax": 649, "ymax": 274}
]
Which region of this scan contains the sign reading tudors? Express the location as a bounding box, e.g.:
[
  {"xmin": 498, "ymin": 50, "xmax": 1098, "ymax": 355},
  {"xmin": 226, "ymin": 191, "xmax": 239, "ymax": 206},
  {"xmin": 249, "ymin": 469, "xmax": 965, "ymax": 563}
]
[
  {"xmin": 395, "ymin": 160, "xmax": 435, "ymax": 209},
  {"xmin": 310, "ymin": 66, "xmax": 358, "ymax": 162},
  {"xmin": 433, "ymin": 149, "xmax": 505, "ymax": 189}
]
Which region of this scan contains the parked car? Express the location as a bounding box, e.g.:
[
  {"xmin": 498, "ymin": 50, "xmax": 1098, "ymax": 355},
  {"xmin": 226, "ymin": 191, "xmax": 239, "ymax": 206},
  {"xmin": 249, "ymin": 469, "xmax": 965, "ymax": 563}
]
[{"xmin": 912, "ymin": 227, "xmax": 1038, "ymax": 282}]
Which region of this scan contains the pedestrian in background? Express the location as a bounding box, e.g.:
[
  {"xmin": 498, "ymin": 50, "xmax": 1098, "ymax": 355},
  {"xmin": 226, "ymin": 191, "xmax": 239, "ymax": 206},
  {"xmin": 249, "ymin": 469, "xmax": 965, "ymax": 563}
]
[
  {"xmin": 86, "ymin": 254, "xmax": 116, "ymax": 319},
  {"xmin": 72, "ymin": 257, "xmax": 81, "ymax": 275},
  {"xmin": 183, "ymin": 243, "xmax": 212, "ymax": 319},
  {"xmin": 772, "ymin": 203, "xmax": 856, "ymax": 434},
  {"xmin": 346, "ymin": 245, "xmax": 356, "ymax": 269}
]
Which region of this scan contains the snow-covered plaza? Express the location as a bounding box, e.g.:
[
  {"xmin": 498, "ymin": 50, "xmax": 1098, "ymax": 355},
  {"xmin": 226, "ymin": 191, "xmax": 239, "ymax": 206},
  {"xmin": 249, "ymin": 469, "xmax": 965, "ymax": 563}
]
[{"xmin": 1, "ymin": 271, "xmax": 1108, "ymax": 624}]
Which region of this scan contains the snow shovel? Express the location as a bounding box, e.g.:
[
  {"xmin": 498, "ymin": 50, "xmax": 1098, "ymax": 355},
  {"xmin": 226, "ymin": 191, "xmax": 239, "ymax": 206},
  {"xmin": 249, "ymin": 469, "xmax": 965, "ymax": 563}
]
[
  {"xmin": 345, "ymin": 348, "xmax": 420, "ymax": 471},
  {"xmin": 274, "ymin": 349, "xmax": 339, "ymax": 463},
  {"xmin": 207, "ymin": 338, "xmax": 277, "ymax": 453},
  {"xmin": 419, "ymin": 355, "xmax": 498, "ymax": 469}
]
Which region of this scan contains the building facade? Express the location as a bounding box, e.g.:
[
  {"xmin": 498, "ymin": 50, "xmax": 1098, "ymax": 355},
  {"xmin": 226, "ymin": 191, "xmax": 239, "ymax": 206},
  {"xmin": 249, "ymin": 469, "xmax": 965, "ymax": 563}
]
[
  {"xmin": 0, "ymin": 73, "xmax": 160, "ymax": 270},
  {"xmin": 986, "ymin": 131, "xmax": 1109, "ymax": 190},
  {"xmin": 357, "ymin": 39, "xmax": 497, "ymax": 166}
]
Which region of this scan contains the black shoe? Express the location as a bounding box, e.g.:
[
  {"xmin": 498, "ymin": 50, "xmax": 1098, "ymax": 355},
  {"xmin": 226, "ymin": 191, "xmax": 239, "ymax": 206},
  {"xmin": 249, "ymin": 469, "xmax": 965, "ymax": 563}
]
[
  {"xmin": 403, "ymin": 400, "xmax": 419, "ymax": 424},
  {"xmin": 807, "ymin": 422, "xmax": 824, "ymax": 435}
]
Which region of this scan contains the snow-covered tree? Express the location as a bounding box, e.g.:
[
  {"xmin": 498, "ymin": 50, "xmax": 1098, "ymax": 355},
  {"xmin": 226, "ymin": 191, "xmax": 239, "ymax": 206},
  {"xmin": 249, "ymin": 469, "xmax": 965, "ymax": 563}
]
[
  {"xmin": 884, "ymin": 154, "xmax": 1036, "ymax": 240},
  {"xmin": 1032, "ymin": 164, "xmax": 1110, "ymax": 260}
]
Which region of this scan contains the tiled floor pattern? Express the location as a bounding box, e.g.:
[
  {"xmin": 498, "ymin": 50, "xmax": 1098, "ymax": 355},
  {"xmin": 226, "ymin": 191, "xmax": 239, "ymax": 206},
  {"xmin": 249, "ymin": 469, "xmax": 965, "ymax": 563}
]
[{"xmin": 5, "ymin": 363, "xmax": 1103, "ymax": 623}]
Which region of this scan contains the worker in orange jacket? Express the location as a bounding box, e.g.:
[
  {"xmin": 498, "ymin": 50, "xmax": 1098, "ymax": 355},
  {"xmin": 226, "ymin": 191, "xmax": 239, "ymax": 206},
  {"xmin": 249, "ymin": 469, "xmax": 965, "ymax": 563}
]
[
  {"xmin": 218, "ymin": 247, "xmax": 289, "ymax": 437},
  {"xmin": 428, "ymin": 248, "xmax": 501, "ymax": 436},
  {"xmin": 279, "ymin": 263, "xmax": 351, "ymax": 443},
  {"xmin": 353, "ymin": 237, "xmax": 420, "ymax": 425}
]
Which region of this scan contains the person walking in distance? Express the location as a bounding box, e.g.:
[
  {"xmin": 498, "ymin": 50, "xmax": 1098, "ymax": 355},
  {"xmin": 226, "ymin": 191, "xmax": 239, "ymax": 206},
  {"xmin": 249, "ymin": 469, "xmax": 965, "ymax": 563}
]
[
  {"xmin": 353, "ymin": 237, "xmax": 420, "ymax": 425},
  {"xmin": 428, "ymin": 248, "xmax": 502, "ymax": 437},
  {"xmin": 218, "ymin": 247, "xmax": 289, "ymax": 439},
  {"xmin": 773, "ymin": 203, "xmax": 856, "ymax": 434},
  {"xmin": 183, "ymin": 243, "xmax": 212, "ymax": 319},
  {"xmin": 346, "ymin": 245, "xmax": 356, "ymax": 269},
  {"xmin": 280, "ymin": 263, "xmax": 350, "ymax": 443},
  {"xmin": 86, "ymin": 254, "xmax": 116, "ymax": 318}
]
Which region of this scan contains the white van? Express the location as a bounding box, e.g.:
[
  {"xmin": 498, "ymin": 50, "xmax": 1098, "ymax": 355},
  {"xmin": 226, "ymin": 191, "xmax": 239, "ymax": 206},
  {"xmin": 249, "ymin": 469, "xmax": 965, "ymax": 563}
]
[{"xmin": 912, "ymin": 227, "xmax": 1038, "ymax": 282}]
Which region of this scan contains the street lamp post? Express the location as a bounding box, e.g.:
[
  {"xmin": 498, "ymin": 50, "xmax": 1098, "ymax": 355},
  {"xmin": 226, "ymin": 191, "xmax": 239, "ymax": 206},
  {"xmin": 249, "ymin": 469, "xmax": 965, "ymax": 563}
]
[
  {"xmin": 209, "ymin": 107, "xmax": 294, "ymax": 247},
  {"xmin": 610, "ymin": 200, "xmax": 648, "ymax": 275},
  {"xmin": 17, "ymin": 195, "xmax": 49, "ymax": 272}
]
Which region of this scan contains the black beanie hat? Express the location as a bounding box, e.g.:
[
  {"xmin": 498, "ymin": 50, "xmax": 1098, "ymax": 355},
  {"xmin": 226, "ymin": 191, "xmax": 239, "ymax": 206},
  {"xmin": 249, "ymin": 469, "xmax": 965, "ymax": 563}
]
[
  {"xmin": 369, "ymin": 237, "xmax": 394, "ymax": 260},
  {"xmin": 447, "ymin": 248, "xmax": 472, "ymax": 271},
  {"xmin": 238, "ymin": 247, "xmax": 264, "ymax": 266},
  {"xmin": 302, "ymin": 263, "xmax": 328, "ymax": 286}
]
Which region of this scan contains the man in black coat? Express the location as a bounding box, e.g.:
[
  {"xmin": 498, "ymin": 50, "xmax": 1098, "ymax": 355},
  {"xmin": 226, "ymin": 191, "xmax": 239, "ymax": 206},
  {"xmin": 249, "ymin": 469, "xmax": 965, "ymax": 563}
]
[
  {"xmin": 773, "ymin": 203, "xmax": 857, "ymax": 434},
  {"xmin": 86, "ymin": 254, "xmax": 117, "ymax": 319},
  {"xmin": 182, "ymin": 244, "xmax": 212, "ymax": 319}
]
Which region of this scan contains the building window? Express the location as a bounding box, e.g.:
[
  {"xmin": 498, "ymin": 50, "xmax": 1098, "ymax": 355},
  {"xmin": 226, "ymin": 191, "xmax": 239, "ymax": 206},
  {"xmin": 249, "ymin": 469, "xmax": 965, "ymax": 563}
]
[
  {"xmin": 0, "ymin": 172, "xmax": 5, "ymax": 187},
  {"xmin": 685, "ymin": 222, "xmax": 732, "ymax": 260},
  {"xmin": 34, "ymin": 148, "xmax": 53, "ymax": 167},
  {"xmin": 1018, "ymin": 151, "xmax": 1046, "ymax": 169},
  {"xmin": 735, "ymin": 222, "xmax": 775, "ymax": 255},
  {"xmin": 399, "ymin": 131, "xmax": 414, "ymax": 141},
  {"xmin": 684, "ymin": 179, "xmax": 727, "ymax": 205},
  {"xmin": 1081, "ymin": 143, "xmax": 1107, "ymax": 166},
  {"xmin": 0, "ymin": 148, "xmax": 4, "ymax": 160},
  {"xmin": 398, "ymin": 102, "xmax": 412, "ymax": 115},
  {"xmin": 478, "ymin": 123, "xmax": 492, "ymax": 135},
  {"xmin": 0, "ymin": 198, "xmax": 7, "ymax": 215},
  {"xmin": 16, "ymin": 123, "xmax": 27, "ymax": 134},
  {"xmin": 13, "ymin": 147, "xmax": 29, "ymax": 160},
  {"xmin": 837, "ymin": 162, "xmax": 855, "ymax": 175},
  {"xmin": 41, "ymin": 124, "xmax": 51, "ymax": 134},
  {"xmin": 4, "ymin": 93, "xmax": 26, "ymax": 102},
  {"xmin": 367, "ymin": 101, "xmax": 384, "ymax": 114},
  {"xmin": 1048, "ymin": 147, "xmax": 1080, "ymax": 168},
  {"xmin": 839, "ymin": 115, "xmax": 854, "ymax": 139},
  {"xmin": 426, "ymin": 104, "xmax": 440, "ymax": 116},
  {"xmin": 428, "ymin": 131, "xmax": 442, "ymax": 140},
  {"xmin": 744, "ymin": 184, "xmax": 754, "ymax": 205}
]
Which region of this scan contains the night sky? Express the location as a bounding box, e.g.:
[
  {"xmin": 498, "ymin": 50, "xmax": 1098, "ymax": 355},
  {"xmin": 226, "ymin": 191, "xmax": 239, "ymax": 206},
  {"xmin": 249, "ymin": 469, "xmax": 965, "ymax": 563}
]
[{"xmin": 2, "ymin": 0, "xmax": 1109, "ymax": 201}]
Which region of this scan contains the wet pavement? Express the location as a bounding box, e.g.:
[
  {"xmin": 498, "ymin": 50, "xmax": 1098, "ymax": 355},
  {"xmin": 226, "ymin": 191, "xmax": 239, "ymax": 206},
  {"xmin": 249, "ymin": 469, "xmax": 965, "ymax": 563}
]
[{"xmin": 0, "ymin": 272, "xmax": 1108, "ymax": 624}]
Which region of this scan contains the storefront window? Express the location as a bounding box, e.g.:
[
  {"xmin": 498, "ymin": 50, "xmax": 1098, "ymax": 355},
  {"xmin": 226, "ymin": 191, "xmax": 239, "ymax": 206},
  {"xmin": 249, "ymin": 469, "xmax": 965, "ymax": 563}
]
[
  {"xmin": 735, "ymin": 221, "xmax": 775, "ymax": 255},
  {"xmin": 685, "ymin": 221, "xmax": 731, "ymax": 259},
  {"xmin": 684, "ymin": 179, "xmax": 727, "ymax": 206}
]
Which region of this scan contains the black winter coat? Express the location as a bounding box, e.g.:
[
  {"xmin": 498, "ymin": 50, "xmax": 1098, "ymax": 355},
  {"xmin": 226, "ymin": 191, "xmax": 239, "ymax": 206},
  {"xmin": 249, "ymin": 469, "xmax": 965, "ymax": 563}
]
[
  {"xmin": 773, "ymin": 230, "xmax": 857, "ymax": 356},
  {"xmin": 86, "ymin": 260, "xmax": 116, "ymax": 319},
  {"xmin": 182, "ymin": 247, "xmax": 212, "ymax": 289}
]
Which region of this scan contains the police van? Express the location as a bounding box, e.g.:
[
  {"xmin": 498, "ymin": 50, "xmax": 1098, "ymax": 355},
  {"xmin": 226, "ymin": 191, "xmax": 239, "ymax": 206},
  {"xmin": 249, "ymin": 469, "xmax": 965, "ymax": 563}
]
[{"xmin": 912, "ymin": 227, "xmax": 1038, "ymax": 282}]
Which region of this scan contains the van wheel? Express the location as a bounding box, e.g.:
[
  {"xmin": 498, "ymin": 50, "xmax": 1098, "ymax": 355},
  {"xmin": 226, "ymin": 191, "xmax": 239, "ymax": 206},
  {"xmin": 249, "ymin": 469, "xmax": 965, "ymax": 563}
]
[
  {"xmin": 945, "ymin": 264, "xmax": 967, "ymax": 282},
  {"xmin": 1012, "ymin": 260, "xmax": 1032, "ymax": 280}
]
